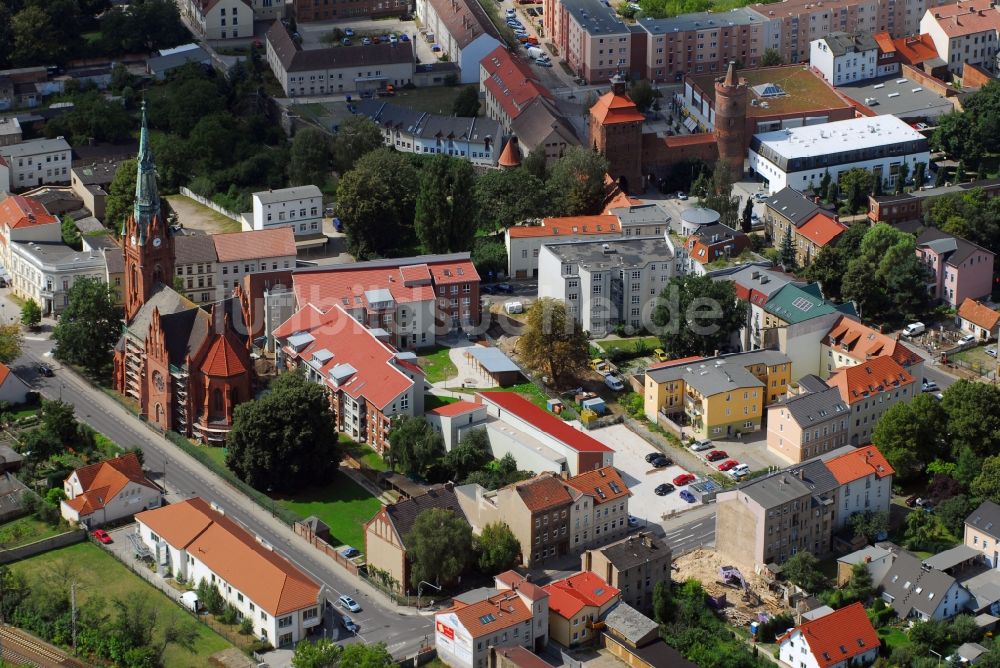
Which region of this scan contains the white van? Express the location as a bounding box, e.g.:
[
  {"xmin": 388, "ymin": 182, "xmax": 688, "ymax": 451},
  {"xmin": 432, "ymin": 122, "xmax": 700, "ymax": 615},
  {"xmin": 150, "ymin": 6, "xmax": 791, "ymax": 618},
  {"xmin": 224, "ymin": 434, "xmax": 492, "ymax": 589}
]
[
  {"xmin": 526, "ymin": 46, "xmax": 545, "ymax": 59},
  {"xmin": 604, "ymin": 375, "xmax": 625, "ymax": 391},
  {"xmin": 504, "ymin": 301, "xmax": 524, "ymax": 314},
  {"xmin": 728, "ymin": 464, "xmax": 750, "ymax": 480},
  {"xmin": 902, "ymin": 322, "xmax": 926, "ymax": 337}
]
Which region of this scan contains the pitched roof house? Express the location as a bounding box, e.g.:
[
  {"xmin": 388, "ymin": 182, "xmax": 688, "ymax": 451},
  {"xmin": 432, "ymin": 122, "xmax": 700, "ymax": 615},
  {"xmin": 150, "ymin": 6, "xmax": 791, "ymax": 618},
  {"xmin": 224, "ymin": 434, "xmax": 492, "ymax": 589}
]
[
  {"xmin": 777, "ymin": 602, "xmax": 879, "ymax": 666},
  {"xmin": 877, "ymin": 551, "xmax": 971, "ymax": 620},
  {"xmin": 957, "ymin": 298, "xmax": 1000, "ymax": 341},
  {"xmin": 543, "ymin": 572, "xmax": 621, "ymax": 647},
  {"xmin": 965, "ymin": 500, "xmax": 1000, "ymax": 568},
  {"xmin": 60, "ymin": 453, "xmax": 161, "ymax": 527},
  {"xmin": 826, "ymin": 355, "xmax": 917, "ymax": 445}
]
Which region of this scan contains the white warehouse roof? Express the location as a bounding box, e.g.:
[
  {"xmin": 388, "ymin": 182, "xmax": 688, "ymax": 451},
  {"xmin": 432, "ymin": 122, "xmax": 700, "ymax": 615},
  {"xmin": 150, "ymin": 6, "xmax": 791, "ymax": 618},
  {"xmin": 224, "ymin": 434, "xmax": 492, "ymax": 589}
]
[{"xmin": 752, "ymin": 115, "xmax": 924, "ymax": 160}]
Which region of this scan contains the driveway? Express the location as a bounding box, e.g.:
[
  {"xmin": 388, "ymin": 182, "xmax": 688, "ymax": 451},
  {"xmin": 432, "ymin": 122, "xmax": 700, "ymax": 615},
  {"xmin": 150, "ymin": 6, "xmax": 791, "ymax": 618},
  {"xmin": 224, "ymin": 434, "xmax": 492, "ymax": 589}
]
[
  {"xmin": 578, "ymin": 424, "xmax": 701, "ymax": 523},
  {"xmin": 689, "ymin": 431, "xmax": 789, "ymax": 476}
]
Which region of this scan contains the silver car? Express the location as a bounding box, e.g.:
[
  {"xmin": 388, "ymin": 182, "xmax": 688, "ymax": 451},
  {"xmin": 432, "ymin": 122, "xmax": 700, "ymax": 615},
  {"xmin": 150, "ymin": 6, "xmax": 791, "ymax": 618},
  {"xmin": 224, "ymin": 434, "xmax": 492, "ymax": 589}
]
[{"xmin": 689, "ymin": 439, "xmax": 713, "ymax": 452}]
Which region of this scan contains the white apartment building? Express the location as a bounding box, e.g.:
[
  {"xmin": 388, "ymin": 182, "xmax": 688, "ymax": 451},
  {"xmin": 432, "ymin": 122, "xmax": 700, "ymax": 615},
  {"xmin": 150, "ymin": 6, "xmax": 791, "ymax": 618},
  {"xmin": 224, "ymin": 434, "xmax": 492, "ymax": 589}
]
[
  {"xmin": 563, "ymin": 467, "xmax": 631, "ymax": 552},
  {"xmin": 251, "ymin": 185, "xmax": 323, "ymax": 238},
  {"xmin": 537, "ymin": 237, "xmax": 675, "ymax": 338},
  {"xmin": 415, "ymin": 0, "xmax": 503, "ymax": 84},
  {"xmin": 0, "ymin": 138, "xmax": 72, "ymax": 192},
  {"xmin": 505, "ymin": 215, "xmax": 621, "ymax": 279},
  {"xmin": 810, "ymin": 32, "xmax": 879, "ymax": 85},
  {"xmin": 10, "ymin": 241, "xmax": 108, "ymax": 315},
  {"xmin": 748, "ymin": 115, "xmax": 930, "ymax": 193},
  {"xmin": 921, "ymin": 2, "xmax": 1000, "ymax": 75},
  {"xmin": 136, "ymin": 498, "xmax": 324, "ymax": 648},
  {"xmin": 825, "ymin": 446, "xmax": 894, "ymax": 532},
  {"xmin": 182, "ymin": 0, "xmax": 251, "ymax": 40}
]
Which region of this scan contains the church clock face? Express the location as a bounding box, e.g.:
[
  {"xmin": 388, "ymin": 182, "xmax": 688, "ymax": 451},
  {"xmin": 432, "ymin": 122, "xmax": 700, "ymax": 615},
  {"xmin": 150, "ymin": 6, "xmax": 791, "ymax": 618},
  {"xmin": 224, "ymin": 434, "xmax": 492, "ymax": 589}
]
[
  {"xmin": 152, "ymin": 370, "xmax": 165, "ymax": 392},
  {"xmin": 152, "ymin": 237, "xmax": 162, "ymax": 248}
]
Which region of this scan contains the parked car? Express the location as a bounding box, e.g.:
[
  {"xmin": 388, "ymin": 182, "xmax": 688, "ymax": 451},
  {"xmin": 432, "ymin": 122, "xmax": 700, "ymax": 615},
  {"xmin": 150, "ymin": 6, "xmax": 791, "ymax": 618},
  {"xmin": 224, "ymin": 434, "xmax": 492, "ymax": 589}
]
[
  {"xmin": 679, "ymin": 489, "xmax": 696, "ymax": 503},
  {"xmin": 400, "ymin": 33, "xmax": 410, "ymax": 41},
  {"xmin": 902, "ymin": 322, "xmax": 926, "ymax": 337},
  {"xmin": 338, "ymin": 595, "xmax": 362, "ymax": 612},
  {"xmin": 958, "ymin": 333, "xmax": 977, "ymax": 345},
  {"xmin": 36, "ymin": 363, "xmax": 54, "ymax": 377},
  {"xmin": 717, "ymin": 459, "xmax": 739, "ymax": 472},
  {"xmin": 92, "ymin": 529, "xmax": 112, "ymax": 544},
  {"xmin": 922, "ymin": 379, "xmax": 939, "ymax": 393},
  {"xmin": 480, "ymin": 284, "xmax": 495, "ymax": 295},
  {"xmin": 673, "ymin": 473, "xmax": 695, "ymax": 486},
  {"xmin": 706, "ymin": 450, "xmax": 728, "ymax": 462},
  {"xmin": 604, "ymin": 375, "xmax": 624, "ymax": 391},
  {"xmin": 341, "ymin": 615, "xmax": 359, "ymax": 634},
  {"xmin": 341, "ymin": 38, "xmax": 352, "ymax": 46},
  {"xmin": 645, "ymin": 452, "xmax": 663, "ymax": 463},
  {"xmin": 653, "ymin": 348, "xmax": 669, "ymax": 362},
  {"xmin": 652, "ymin": 455, "xmax": 672, "ymax": 468},
  {"xmin": 362, "ymin": 37, "xmax": 371, "ymax": 45},
  {"xmin": 345, "ymin": 28, "xmax": 355, "ymax": 36},
  {"xmin": 987, "ymin": 346, "xmax": 997, "ymax": 358},
  {"xmin": 905, "ymin": 494, "xmax": 920, "ymax": 507},
  {"xmin": 339, "ymin": 546, "xmax": 360, "ymax": 559},
  {"xmin": 495, "ymin": 283, "xmax": 514, "ymax": 294},
  {"xmin": 728, "ymin": 464, "xmax": 750, "ymax": 479},
  {"xmin": 654, "ymin": 483, "xmax": 675, "ymax": 496},
  {"xmin": 754, "ymin": 192, "xmax": 769, "ymax": 202},
  {"xmin": 689, "ymin": 439, "xmax": 713, "ymax": 452},
  {"xmin": 627, "ymin": 515, "xmax": 639, "ymax": 527},
  {"xmin": 676, "ymin": 191, "xmax": 688, "ymax": 200}
]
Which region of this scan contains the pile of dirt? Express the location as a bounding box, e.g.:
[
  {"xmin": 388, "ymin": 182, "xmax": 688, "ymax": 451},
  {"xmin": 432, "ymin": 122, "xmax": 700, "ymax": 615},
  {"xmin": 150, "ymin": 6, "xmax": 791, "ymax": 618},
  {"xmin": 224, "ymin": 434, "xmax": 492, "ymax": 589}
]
[{"xmin": 673, "ymin": 548, "xmax": 786, "ymax": 628}]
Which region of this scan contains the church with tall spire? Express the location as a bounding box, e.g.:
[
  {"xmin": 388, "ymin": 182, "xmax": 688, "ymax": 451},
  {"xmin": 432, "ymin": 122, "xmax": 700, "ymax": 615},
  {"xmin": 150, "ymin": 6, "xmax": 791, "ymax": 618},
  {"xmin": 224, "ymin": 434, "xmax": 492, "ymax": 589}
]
[{"xmin": 113, "ymin": 102, "xmax": 253, "ymax": 444}]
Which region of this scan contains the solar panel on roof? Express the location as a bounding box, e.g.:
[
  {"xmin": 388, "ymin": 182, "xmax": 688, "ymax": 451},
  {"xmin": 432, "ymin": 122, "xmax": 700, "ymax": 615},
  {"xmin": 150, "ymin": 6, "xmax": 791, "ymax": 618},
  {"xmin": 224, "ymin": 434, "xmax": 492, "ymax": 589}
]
[{"xmin": 791, "ymin": 296, "xmax": 814, "ymax": 311}]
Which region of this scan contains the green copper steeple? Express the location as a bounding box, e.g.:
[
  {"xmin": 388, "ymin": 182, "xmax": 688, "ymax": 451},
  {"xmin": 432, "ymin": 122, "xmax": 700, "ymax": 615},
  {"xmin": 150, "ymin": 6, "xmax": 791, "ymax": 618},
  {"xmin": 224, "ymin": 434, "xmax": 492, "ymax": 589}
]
[{"xmin": 132, "ymin": 100, "xmax": 160, "ymax": 242}]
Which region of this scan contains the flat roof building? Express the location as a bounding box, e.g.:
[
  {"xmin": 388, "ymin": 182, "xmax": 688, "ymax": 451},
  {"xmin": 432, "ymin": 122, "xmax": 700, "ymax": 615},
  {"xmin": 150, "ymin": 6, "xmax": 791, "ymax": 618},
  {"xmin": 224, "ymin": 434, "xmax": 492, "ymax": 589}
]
[{"xmin": 837, "ymin": 75, "xmax": 956, "ymax": 120}]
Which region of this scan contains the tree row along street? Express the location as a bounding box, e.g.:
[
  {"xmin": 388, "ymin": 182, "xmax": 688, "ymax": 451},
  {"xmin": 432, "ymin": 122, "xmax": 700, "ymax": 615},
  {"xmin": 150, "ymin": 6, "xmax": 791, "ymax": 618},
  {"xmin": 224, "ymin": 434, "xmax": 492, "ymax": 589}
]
[{"xmin": 12, "ymin": 336, "xmax": 435, "ymax": 659}]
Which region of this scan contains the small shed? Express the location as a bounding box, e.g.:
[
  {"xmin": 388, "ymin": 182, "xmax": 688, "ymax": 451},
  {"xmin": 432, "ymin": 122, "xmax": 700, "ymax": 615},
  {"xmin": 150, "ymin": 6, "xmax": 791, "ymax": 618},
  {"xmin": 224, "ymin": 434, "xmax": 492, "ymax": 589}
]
[
  {"xmin": 466, "ymin": 346, "xmax": 523, "ymax": 387},
  {"xmin": 581, "ymin": 397, "xmax": 606, "ymax": 414},
  {"xmin": 0, "ymin": 442, "xmax": 24, "ymax": 473}
]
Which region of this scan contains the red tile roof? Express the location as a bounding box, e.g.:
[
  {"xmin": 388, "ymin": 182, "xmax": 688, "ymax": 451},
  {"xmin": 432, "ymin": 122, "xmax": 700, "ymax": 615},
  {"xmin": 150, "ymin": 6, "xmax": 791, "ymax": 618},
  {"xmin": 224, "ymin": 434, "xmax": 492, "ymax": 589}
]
[
  {"xmin": 274, "ymin": 304, "xmax": 420, "ymax": 410},
  {"xmin": 427, "ymin": 400, "xmax": 482, "ymax": 417},
  {"xmin": 601, "ymin": 192, "xmax": 643, "ymax": 213},
  {"xmin": 63, "ymin": 453, "xmax": 158, "ymax": 518},
  {"xmin": 200, "ymin": 331, "xmax": 249, "ymax": 377},
  {"xmin": 428, "ymin": 259, "xmax": 480, "ymax": 285},
  {"xmin": 826, "ymin": 355, "xmax": 915, "ymax": 405},
  {"xmin": 213, "ymin": 227, "xmax": 296, "ymax": 263},
  {"xmin": 135, "ymin": 498, "xmax": 321, "ymax": 616},
  {"xmin": 543, "ymin": 572, "xmax": 620, "ymax": 619},
  {"xmin": 441, "ymin": 589, "xmax": 532, "ymax": 639},
  {"xmin": 925, "ymin": 2, "xmax": 1000, "ymax": 37},
  {"xmin": 498, "ymin": 136, "xmax": 522, "ymax": 168},
  {"xmin": 797, "ymin": 212, "xmax": 846, "ymax": 248},
  {"xmin": 893, "ymin": 34, "xmax": 940, "ymax": 65},
  {"xmin": 0, "ymin": 362, "xmax": 10, "ymax": 387},
  {"xmin": 779, "ymin": 602, "xmax": 878, "ymax": 668},
  {"xmin": 958, "ymin": 297, "xmax": 1000, "ymax": 331},
  {"xmin": 873, "ymin": 31, "xmax": 897, "ymax": 54},
  {"xmin": 507, "ymin": 215, "xmax": 620, "ymax": 239},
  {"xmin": 513, "ymin": 474, "xmax": 574, "ymax": 513},
  {"xmin": 492, "ymin": 646, "xmax": 554, "ymax": 668},
  {"xmin": 480, "ymin": 46, "xmax": 554, "ymax": 122},
  {"xmin": 0, "ymin": 195, "xmax": 58, "ymax": 231},
  {"xmin": 825, "ymin": 446, "xmax": 894, "ymax": 484},
  {"xmin": 825, "ymin": 316, "xmax": 922, "ymax": 368},
  {"xmin": 478, "ymin": 391, "xmax": 613, "ymax": 453},
  {"xmin": 564, "ymin": 467, "xmax": 630, "ymax": 505},
  {"xmin": 590, "ymin": 91, "xmax": 645, "ymax": 126},
  {"xmin": 495, "ymin": 570, "xmax": 549, "ymax": 602}
]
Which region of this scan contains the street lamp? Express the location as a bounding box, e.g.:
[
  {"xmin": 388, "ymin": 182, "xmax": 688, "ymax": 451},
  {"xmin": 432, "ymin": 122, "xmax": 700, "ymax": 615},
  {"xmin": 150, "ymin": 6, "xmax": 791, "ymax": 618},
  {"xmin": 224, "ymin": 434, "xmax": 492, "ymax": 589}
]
[{"xmin": 417, "ymin": 580, "xmax": 441, "ymax": 610}]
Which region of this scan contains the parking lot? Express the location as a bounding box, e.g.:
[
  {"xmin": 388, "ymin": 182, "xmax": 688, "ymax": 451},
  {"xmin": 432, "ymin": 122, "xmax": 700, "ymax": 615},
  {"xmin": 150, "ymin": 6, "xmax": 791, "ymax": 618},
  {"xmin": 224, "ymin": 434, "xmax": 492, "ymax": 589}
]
[
  {"xmin": 580, "ymin": 424, "xmax": 701, "ymax": 523},
  {"xmin": 295, "ymin": 17, "xmax": 440, "ymax": 65},
  {"xmin": 686, "ymin": 431, "xmax": 788, "ymax": 476}
]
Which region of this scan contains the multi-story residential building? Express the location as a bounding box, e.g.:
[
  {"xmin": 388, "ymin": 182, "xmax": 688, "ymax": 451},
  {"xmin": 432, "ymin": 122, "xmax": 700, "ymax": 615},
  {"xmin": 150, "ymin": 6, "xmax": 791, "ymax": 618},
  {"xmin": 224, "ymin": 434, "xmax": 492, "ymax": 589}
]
[
  {"xmin": 0, "ymin": 138, "xmax": 72, "ymax": 192},
  {"xmin": 293, "ymin": 0, "xmax": 407, "ymax": 21},
  {"xmin": 251, "ymin": 186, "xmax": 323, "ymax": 239},
  {"xmin": 822, "ymin": 314, "xmax": 924, "ymax": 378},
  {"xmin": 0, "ymin": 117, "xmax": 21, "ymax": 146},
  {"xmin": 826, "ymin": 354, "xmax": 916, "ymax": 446},
  {"xmin": 878, "ymin": 551, "xmax": 971, "ymax": 620},
  {"xmin": 537, "ymin": 237, "xmax": 675, "ymax": 338},
  {"xmin": 643, "ymin": 350, "xmax": 792, "ymax": 439},
  {"xmin": 872, "ymin": 31, "xmax": 904, "ymax": 75},
  {"xmin": 456, "ymin": 472, "xmax": 574, "ymax": 568},
  {"xmin": 957, "ymin": 298, "xmax": 1000, "ymax": 341},
  {"xmin": 60, "ymin": 453, "xmax": 161, "ymax": 528},
  {"xmin": 508, "ymin": 97, "xmax": 580, "ymax": 166},
  {"xmin": 751, "ymin": 0, "xmax": 878, "ymax": 64},
  {"xmin": 477, "ymin": 391, "xmax": 614, "ymax": 475},
  {"xmin": 135, "ymin": 498, "xmax": 324, "ymax": 647},
  {"xmin": 435, "ymin": 574, "xmax": 548, "ymax": 667},
  {"xmin": 580, "ymin": 532, "xmax": 671, "ymax": 614},
  {"xmin": 767, "ymin": 385, "xmax": 850, "ymax": 464},
  {"xmin": 965, "ymin": 500, "xmax": 1000, "ymax": 568},
  {"xmin": 545, "ymin": 0, "xmax": 634, "ymax": 84},
  {"xmin": 682, "ymin": 222, "xmax": 751, "ymax": 275},
  {"xmin": 611, "ymin": 202, "xmax": 671, "ymax": 238},
  {"xmin": 903, "ymin": 222, "xmax": 995, "ymax": 307},
  {"xmin": 762, "ymin": 186, "xmax": 822, "ymax": 242},
  {"xmin": 921, "ymin": 1, "xmax": 1000, "ymax": 75},
  {"xmin": 182, "ymin": 0, "xmax": 251, "ymax": 40},
  {"xmin": 790, "ymin": 211, "xmax": 846, "ymax": 267},
  {"xmin": 868, "ymin": 178, "xmax": 1000, "ymax": 226},
  {"xmin": 778, "ymin": 602, "xmax": 880, "ymax": 668},
  {"xmin": 749, "ymin": 115, "xmax": 930, "ymax": 193},
  {"xmin": 415, "ymin": 0, "xmax": 502, "ymax": 84},
  {"xmin": 353, "ymin": 100, "xmax": 504, "ymax": 167},
  {"xmin": 9, "ymin": 240, "xmax": 108, "ymax": 315},
  {"xmin": 364, "ymin": 484, "xmax": 466, "ymax": 592},
  {"xmin": 479, "ymin": 46, "xmax": 555, "ymax": 130},
  {"xmin": 543, "ymin": 572, "xmax": 621, "ymax": 647},
  {"xmin": 0, "ymin": 194, "xmax": 59, "ymax": 269},
  {"xmin": 505, "ymin": 215, "xmax": 621, "ymax": 279},
  {"xmin": 70, "ymin": 161, "xmax": 120, "ymax": 221},
  {"xmin": 713, "ymin": 263, "xmax": 797, "ymax": 353},
  {"xmin": 825, "ymin": 445, "xmax": 894, "ymax": 530},
  {"xmin": 274, "ymin": 303, "xmax": 425, "ymax": 453},
  {"xmin": 290, "ymin": 253, "xmax": 481, "ymax": 348},
  {"xmin": 173, "ymin": 235, "xmax": 218, "ymax": 305},
  {"xmin": 716, "ymin": 461, "xmax": 838, "ymax": 567},
  {"xmin": 563, "ymin": 467, "xmax": 630, "ymax": 552},
  {"xmin": 265, "ymin": 22, "xmax": 415, "ymax": 97},
  {"xmin": 810, "ymin": 32, "xmax": 880, "ymax": 84}
]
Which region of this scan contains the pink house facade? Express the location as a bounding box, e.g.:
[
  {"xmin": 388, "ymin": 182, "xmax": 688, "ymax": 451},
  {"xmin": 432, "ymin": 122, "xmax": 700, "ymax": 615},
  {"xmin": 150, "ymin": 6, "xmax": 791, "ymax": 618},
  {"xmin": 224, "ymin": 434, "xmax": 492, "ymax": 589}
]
[{"xmin": 908, "ymin": 225, "xmax": 995, "ymax": 308}]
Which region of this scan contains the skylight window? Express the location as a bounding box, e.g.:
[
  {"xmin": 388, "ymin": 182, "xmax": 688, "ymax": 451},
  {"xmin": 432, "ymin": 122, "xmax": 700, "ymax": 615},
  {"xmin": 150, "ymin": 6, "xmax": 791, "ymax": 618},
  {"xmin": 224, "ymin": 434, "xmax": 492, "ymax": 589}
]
[{"xmin": 480, "ymin": 614, "xmax": 496, "ymax": 624}]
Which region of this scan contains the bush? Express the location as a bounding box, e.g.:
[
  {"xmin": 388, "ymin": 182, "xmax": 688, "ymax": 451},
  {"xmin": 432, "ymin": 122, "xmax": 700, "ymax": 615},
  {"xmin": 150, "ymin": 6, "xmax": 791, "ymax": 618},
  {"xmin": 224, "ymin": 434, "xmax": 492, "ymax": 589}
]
[
  {"xmin": 218, "ymin": 604, "xmax": 239, "ymax": 625},
  {"xmin": 620, "ymin": 392, "xmax": 644, "ymax": 418},
  {"xmin": 239, "ymin": 617, "xmax": 254, "ymax": 635}
]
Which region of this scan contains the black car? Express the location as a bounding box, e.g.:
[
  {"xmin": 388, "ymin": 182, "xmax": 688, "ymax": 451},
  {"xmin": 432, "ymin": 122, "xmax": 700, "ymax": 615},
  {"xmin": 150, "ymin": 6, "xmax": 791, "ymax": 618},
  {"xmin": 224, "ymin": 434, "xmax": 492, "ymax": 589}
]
[
  {"xmin": 495, "ymin": 283, "xmax": 515, "ymax": 294},
  {"xmin": 481, "ymin": 284, "xmax": 495, "ymax": 295},
  {"xmin": 36, "ymin": 364, "xmax": 54, "ymax": 377},
  {"xmin": 644, "ymin": 452, "xmax": 662, "ymax": 463},
  {"xmin": 649, "ymin": 454, "xmax": 671, "ymax": 468},
  {"xmin": 654, "ymin": 483, "xmax": 675, "ymax": 496}
]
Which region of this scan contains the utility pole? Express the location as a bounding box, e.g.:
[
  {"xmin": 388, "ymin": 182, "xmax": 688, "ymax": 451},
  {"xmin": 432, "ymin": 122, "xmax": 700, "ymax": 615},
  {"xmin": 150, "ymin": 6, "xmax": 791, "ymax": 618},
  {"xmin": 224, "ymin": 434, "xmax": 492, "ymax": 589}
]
[{"xmin": 71, "ymin": 582, "xmax": 79, "ymax": 650}]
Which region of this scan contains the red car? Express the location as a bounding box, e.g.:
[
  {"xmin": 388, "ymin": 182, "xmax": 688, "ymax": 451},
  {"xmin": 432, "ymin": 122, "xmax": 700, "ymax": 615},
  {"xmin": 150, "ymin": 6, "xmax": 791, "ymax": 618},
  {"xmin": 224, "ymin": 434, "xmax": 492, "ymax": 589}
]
[
  {"xmin": 706, "ymin": 450, "xmax": 728, "ymax": 462},
  {"xmin": 672, "ymin": 473, "xmax": 695, "ymax": 486},
  {"xmin": 717, "ymin": 459, "xmax": 739, "ymax": 472},
  {"xmin": 92, "ymin": 529, "xmax": 112, "ymax": 544}
]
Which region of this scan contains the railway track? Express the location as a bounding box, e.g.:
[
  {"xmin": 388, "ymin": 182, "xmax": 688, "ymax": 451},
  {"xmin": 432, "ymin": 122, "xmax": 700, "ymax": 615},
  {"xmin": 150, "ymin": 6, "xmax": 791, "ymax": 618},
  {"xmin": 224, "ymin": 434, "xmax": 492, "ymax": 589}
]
[{"xmin": 0, "ymin": 626, "xmax": 89, "ymax": 668}]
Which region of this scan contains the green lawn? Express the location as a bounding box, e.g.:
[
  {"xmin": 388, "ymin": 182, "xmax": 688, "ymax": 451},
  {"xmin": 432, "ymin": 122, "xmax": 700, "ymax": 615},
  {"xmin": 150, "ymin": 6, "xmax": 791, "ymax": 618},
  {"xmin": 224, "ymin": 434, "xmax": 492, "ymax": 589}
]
[
  {"xmin": 598, "ymin": 336, "xmax": 661, "ymax": 357},
  {"xmin": 0, "ymin": 515, "xmax": 66, "ymax": 549},
  {"xmin": 418, "ymin": 346, "xmax": 458, "ymax": 384},
  {"xmin": 275, "ymin": 471, "xmax": 381, "ymax": 551},
  {"xmin": 200, "ymin": 445, "xmax": 228, "ymax": 469},
  {"xmin": 950, "ymin": 344, "xmax": 997, "ymax": 372},
  {"xmin": 424, "ymin": 394, "xmax": 458, "ymax": 411},
  {"xmin": 878, "ymin": 626, "xmax": 911, "ymax": 652},
  {"xmin": 9, "ymin": 542, "xmax": 233, "ymax": 666},
  {"xmin": 458, "ymin": 381, "xmax": 574, "ymax": 419},
  {"xmin": 389, "ymin": 87, "xmax": 464, "ymax": 115},
  {"xmin": 340, "ymin": 436, "xmax": 390, "ymax": 472}
]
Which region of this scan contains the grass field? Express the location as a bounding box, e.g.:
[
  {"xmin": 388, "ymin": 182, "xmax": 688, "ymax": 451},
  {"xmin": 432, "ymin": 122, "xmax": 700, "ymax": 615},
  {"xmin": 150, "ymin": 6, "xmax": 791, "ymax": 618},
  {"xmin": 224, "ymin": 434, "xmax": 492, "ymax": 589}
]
[
  {"xmin": 877, "ymin": 627, "xmax": 910, "ymax": 652},
  {"xmin": 201, "ymin": 445, "xmax": 228, "ymax": 469},
  {"xmin": 275, "ymin": 471, "xmax": 381, "ymax": 551},
  {"xmin": 389, "ymin": 87, "xmax": 464, "ymax": 114},
  {"xmin": 951, "ymin": 344, "xmax": 997, "ymax": 372},
  {"xmin": 418, "ymin": 346, "xmax": 458, "ymax": 384},
  {"xmin": 341, "ymin": 436, "xmax": 390, "ymax": 471},
  {"xmin": 424, "ymin": 394, "xmax": 458, "ymax": 411},
  {"xmin": 0, "ymin": 516, "xmax": 66, "ymax": 549},
  {"xmin": 598, "ymin": 336, "xmax": 661, "ymax": 357},
  {"xmin": 9, "ymin": 542, "xmax": 233, "ymax": 666},
  {"xmin": 290, "ymin": 103, "xmax": 334, "ymax": 124}
]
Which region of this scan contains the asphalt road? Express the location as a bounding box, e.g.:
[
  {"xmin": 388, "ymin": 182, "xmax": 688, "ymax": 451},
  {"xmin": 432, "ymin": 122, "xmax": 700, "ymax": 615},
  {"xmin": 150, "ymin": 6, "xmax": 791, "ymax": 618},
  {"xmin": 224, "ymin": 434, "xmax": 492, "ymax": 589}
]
[
  {"xmin": 12, "ymin": 330, "xmax": 434, "ymax": 660},
  {"xmin": 662, "ymin": 513, "xmax": 716, "ymax": 556}
]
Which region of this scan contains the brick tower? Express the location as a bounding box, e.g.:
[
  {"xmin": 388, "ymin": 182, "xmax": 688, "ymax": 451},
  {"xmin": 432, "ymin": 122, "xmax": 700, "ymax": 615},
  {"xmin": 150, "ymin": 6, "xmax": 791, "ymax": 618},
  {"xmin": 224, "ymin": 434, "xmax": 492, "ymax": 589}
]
[
  {"xmin": 589, "ymin": 74, "xmax": 645, "ymax": 194},
  {"xmin": 714, "ymin": 62, "xmax": 748, "ymax": 179}
]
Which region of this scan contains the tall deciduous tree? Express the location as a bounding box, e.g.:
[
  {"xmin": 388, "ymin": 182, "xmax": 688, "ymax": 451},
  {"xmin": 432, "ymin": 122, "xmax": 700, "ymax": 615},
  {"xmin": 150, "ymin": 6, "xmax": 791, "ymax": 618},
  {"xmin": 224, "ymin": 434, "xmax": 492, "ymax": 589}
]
[
  {"xmin": 702, "ymin": 160, "xmax": 740, "ymax": 228},
  {"xmin": 452, "ymin": 86, "xmax": 481, "ymax": 117},
  {"xmin": 629, "ymin": 80, "xmax": 654, "ymax": 112},
  {"xmin": 740, "ymin": 197, "xmax": 753, "ymax": 233},
  {"xmin": 337, "ymin": 148, "xmax": 419, "ymax": 259},
  {"xmin": 330, "ymin": 116, "xmax": 384, "ymax": 174},
  {"xmin": 292, "ymin": 637, "xmax": 340, "ymax": 668},
  {"xmin": 653, "ymin": 275, "xmax": 747, "ymax": 358},
  {"xmin": 546, "ymin": 147, "xmax": 609, "ymax": 216},
  {"xmin": 338, "ymin": 642, "xmax": 394, "ymax": 667},
  {"xmin": 872, "ymin": 393, "xmax": 947, "ymax": 481},
  {"xmin": 837, "ymin": 168, "xmax": 874, "ymax": 214},
  {"xmin": 225, "ymin": 371, "xmax": 341, "ymax": 492},
  {"xmin": 842, "ymin": 223, "xmax": 929, "ymax": 322},
  {"xmin": 782, "ymin": 551, "xmax": 825, "ymax": 592},
  {"xmin": 11, "ymin": 6, "xmax": 64, "ymax": 66},
  {"xmin": 519, "ymin": 298, "xmax": 589, "ymax": 387},
  {"xmin": 104, "ymin": 158, "xmax": 137, "ymax": 232},
  {"xmin": 941, "ymin": 381, "xmax": 1000, "ymax": 458},
  {"xmin": 288, "ymin": 127, "xmax": 333, "ymax": 187},
  {"xmin": 52, "ymin": 277, "xmax": 119, "ymax": 375},
  {"xmin": 406, "ymin": 508, "xmax": 473, "ymax": 586},
  {"xmin": 475, "ymin": 169, "xmax": 546, "ymax": 232},
  {"xmin": 971, "ymin": 455, "xmax": 1000, "ymax": 504},
  {"xmin": 387, "ymin": 416, "xmax": 444, "ymax": 476},
  {"xmin": 443, "ymin": 428, "xmax": 492, "ymax": 481},
  {"xmin": 761, "ymin": 48, "xmax": 783, "ymax": 66},
  {"xmin": 476, "ymin": 522, "xmax": 521, "ymax": 575},
  {"xmin": 414, "ymin": 155, "xmax": 477, "ymax": 254},
  {"xmin": 20, "ymin": 300, "xmax": 41, "ymax": 330}
]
